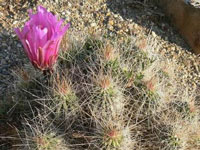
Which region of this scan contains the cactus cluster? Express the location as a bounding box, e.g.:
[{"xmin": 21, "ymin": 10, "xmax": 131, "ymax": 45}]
[{"xmin": 1, "ymin": 30, "xmax": 199, "ymax": 150}]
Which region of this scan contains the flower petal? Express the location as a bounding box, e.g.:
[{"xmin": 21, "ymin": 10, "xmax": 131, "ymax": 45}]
[
  {"xmin": 14, "ymin": 5, "xmax": 70, "ymax": 71},
  {"xmin": 37, "ymin": 6, "xmax": 48, "ymax": 14},
  {"xmin": 61, "ymin": 23, "xmax": 70, "ymax": 36},
  {"xmin": 38, "ymin": 47, "xmax": 45, "ymax": 67}
]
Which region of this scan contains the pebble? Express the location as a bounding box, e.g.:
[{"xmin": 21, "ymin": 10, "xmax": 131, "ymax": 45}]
[
  {"xmin": 1, "ymin": 60, "xmax": 6, "ymax": 65},
  {"xmin": 171, "ymin": 47, "xmax": 176, "ymax": 51},
  {"xmin": 91, "ymin": 22, "xmax": 97, "ymax": 27},
  {"xmin": 108, "ymin": 19, "xmax": 114, "ymax": 26},
  {"xmin": 68, "ymin": 2, "xmax": 72, "ymax": 7},
  {"xmin": 2, "ymin": 43, "xmax": 7, "ymax": 47},
  {"xmin": 152, "ymin": 31, "xmax": 156, "ymax": 37},
  {"xmin": 134, "ymin": 24, "xmax": 138, "ymax": 29},
  {"xmin": 17, "ymin": 43, "xmax": 22, "ymax": 48},
  {"xmin": 66, "ymin": 11, "xmax": 71, "ymax": 15},
  {"xmin": 13, "ymin": 21, "xmax": 18, "ymax": 25}
]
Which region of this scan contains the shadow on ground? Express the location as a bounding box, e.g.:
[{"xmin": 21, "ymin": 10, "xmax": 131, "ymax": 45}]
[
  {"xmin": 0, "ymin": 0, "xmax": 38, "ymax": 96},
  {"xmin": 0, "ymin": 27, "xmax": 27, "ymax": 96},
  {"xmin": 106, "ymin": 0, "xmax": 191, "ymax": 52}
]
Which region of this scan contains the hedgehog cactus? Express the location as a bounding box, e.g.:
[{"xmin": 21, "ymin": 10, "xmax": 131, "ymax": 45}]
[{"xmin": 9, "ymin": 19, "xmax": 199, "ymax": 150}]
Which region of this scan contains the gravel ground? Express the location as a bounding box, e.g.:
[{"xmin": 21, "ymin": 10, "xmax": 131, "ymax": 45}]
[{"xmin": 0, "ymin": 0, "xmax": 199, "ymax": 96}]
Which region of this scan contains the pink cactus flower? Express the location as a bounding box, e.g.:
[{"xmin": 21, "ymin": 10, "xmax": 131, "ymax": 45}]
[{"xmin": 15, "ymin": 6, "xmax": 70, "ymax": 71}]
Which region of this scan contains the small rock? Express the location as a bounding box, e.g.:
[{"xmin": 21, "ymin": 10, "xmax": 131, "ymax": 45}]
[
  {"xmin": 108, "ymin": 19, "xmax": 114, "ymax": 26},
  {"xmin": 114, "ymin": 14, "xmax": 118, "ymax": 18},
  {"xmin": 17, "ymin": 43, "xmax": 22, "ymax": 48},
  {"xmin": 106, "ymin": 12, "xmax": 111, "ymax": 16},
  {"xmin": 108, "ymin": 25, "xmax": 113, "ymax": 30},
  {"xmin": 91, "ymin": 22, "xmax": 97, "ymax": 27},
  {"xmin": 134, "ymin": 24, "xmax": 138, "ymax": 29},
  {"xmin": 68, "ymin": 2, "xmax": 72, "ymax": 7},
  {"xmin": 152, "ymin": 31, "xmax": 156, "ymax": 37},
  {"xmin": 66, "ymin": 11, "xmax": 71, "ymax": 15},
  {"xmin": 128, "ymin": 23, "xmax": 134, "ymax": 30},
  {"xmin": 118, "ymin": 23, "xmax": 122, "ymax": 28},
  {"xmin": 1, "ymin": 60, "xmax": 6, "ymax": 65},
  {"xmin": 171, "ymin": 47, "xmax": 176, "ymax": 51},
  {"xmin": 13, "ymin": 21, "xmax": 18, "ymax": 25}
]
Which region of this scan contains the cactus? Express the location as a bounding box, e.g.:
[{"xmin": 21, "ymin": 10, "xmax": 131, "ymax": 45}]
[{"xmin": 2, "ymin": 31, "xmax": 199, "ymax": 150}]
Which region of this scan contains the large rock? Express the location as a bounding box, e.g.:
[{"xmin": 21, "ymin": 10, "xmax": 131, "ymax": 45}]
[
  {"xmin": 188, "ymin": 0, "xmax": 200, "ymax": 8},
  {"xmin": 155, "ymin": 0, "xmax": 200, "ymax": 55}
]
